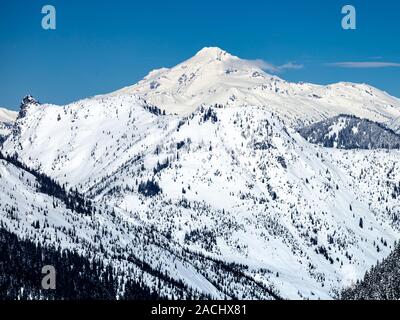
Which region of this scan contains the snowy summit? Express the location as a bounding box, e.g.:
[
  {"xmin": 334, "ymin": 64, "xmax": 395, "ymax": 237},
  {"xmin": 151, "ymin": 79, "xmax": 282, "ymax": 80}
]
[{"xmin": 112, "ymin": 47, "xmax": 400, "ymax": 130}]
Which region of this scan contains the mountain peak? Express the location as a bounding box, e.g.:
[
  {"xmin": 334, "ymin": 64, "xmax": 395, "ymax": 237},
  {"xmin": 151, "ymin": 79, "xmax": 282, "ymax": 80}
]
[
  {"xmin": 109, "ymin": 48, "xmax": 400, "ymax": 125},
  {"xmin": 194, "ymin": 47, "xmax": 232, "ymax": 60},
  {"xmin": 18, "ymin": 95, "xmax": 40, "ymax": 119},
  {"xmin": 21, "ymin": 95, "xmax": 39, "ymax": 107}
]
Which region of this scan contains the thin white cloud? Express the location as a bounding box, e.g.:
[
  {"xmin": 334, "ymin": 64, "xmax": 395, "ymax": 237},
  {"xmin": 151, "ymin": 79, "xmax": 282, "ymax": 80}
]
[
  {"xmin": 328, "ymin": 62, "xmax": 400, "ymax": 68},
  {"xmin": 246, "ymin": 59, "xmax": 304, "ymax": 73},
  {"xmin": 278, "ymin": 62, "xmax": 304, "ymax": 71}
]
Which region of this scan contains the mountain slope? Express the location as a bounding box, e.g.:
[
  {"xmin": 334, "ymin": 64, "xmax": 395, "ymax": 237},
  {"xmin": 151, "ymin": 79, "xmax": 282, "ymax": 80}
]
[
  {"xmin": 0, "ymin": 107, "xmax": 17, "ymax": 141},
  {"xmin": 0, "ymin": 146, "xmax": 277, "ymax": 300},
  {"xmin": 88, "ymin": 104, "xmax": 400, "ymax": 299},
  {"xmin": 0, "ymin": 227, "xmax": 161, "ymax": 300},
  {"xmin": 389, "ymin": 116, "xmax": 400, "ymax": 133},
  {"xmin": 2, "ymin": 95, "xmax": 400, "ymax": 299},
  {"xmin": 110, "ymin": 47, "xmax": 400, "ymax": 130},
  {"xmin": 2, "ymin": 95, "xmax": 176, "ymax": 187},
  {"xmin": 0, "ymin": 107, "xmax": 17, "ymax": 124},
  {"xmin": 299, "ymin": 115, "xmax": 400, "ymax": 149},
  {"xmin": 341, "ymin": 241, "xmax": 400, "ymax": 300}
]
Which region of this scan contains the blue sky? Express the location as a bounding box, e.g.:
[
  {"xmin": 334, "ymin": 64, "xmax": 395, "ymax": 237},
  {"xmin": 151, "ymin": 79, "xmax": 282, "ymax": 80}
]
[{"xmin": 0, "ymin": 0, "xmax": 399, "ymax": 110}]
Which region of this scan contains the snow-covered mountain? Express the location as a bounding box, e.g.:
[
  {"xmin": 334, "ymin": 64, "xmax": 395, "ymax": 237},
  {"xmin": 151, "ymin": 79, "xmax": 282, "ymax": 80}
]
[
  {"xmin": 2, "ymin": 91, "xmax": 400, "ymax": 299},
  {"xmin": 0, "ymin": 154, "xmax": 275, "ymax": 300},
  {"xmin": 0, "ymin": 107, "xmax": 17, "ymax": 141},
  {"xmin": 0, "ymin": 107, "xmax": 17, "ymax": 124},
  {"xmin": 299, "ymin": 115, "xmax": 400, "ymax": 149},
  {"xmin": 389, "ymin": 116, "xmax": 400, "ymax": 133},
  {"xmin": 1, "ymin": 47, "xmax": 400, "ymax": 300},
  {"xmin": 111, "ymin": 47, "xmax": 400, "ymax": 130}
]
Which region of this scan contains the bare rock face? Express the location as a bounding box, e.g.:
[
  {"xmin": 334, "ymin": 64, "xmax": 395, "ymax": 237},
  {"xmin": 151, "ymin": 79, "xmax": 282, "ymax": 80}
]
[{"xmin": 18, "ymin": 95, "xmax": 40, "ymax": 119}]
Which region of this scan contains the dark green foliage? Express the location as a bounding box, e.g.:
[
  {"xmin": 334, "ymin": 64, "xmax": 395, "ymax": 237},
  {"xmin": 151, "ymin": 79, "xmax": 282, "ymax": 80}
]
[
  {"xmin": 138, "ymin": 180, "xmax": 161, "ymax": 197},
  {"xmin": 342, "ymin": 241, "xmax": 400, "ymax": 300},
  {"xmin": 200, "ymin": 107, "xmax": 218, "ymax": 123},
  {"xmin": 0, "ymin": 152, "xmax": 93, "ymax": 215},
  {"xmin": 276, "ymin": 156, "xmax": 287, "ymax": 169},
  {"xmin": 153, "ymin": 159, "xmax": 169, "ymax": 175},
  {"xmin": 299, "ymin": 114, "xmax": 400, "ymax": 150},
  {"xmin": 0, "ymin": 227, "xmax": 160, "ymax": 300},
  {"xmin": 184, "ymin": 228, "xmax": 217, "ymax": 251},
  {"xmin": 176, "ymin": 141, "xmax": 185, "ymax": 150},
  {"xmin": 143, "ymin": 104, "xmax": 165, "ymax": 116}
]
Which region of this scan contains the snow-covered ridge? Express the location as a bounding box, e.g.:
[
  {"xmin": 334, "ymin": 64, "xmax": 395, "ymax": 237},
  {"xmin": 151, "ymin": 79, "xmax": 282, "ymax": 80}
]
[
  {"xmin": 0, "ymin": 107, "xmax": 18, "ymax": 140},
  {"xmin": 3, "ymin": 94, "xmax": 175, "ymax": 187},
  {"xmin": 110, "ymin": 47, "xmax": 400, "ymax": 130},
  {"xmin": 2, "ymin": 95, "xmax": 400, "ymax": 299},
  {"xmin": 0, "ymin": 107, "xmax": 17, "ymax": 124},
  {"xmin": 389, "ymin": 116, "xmax": 400, "ymax": 133},
  {"xmin": 299, "ymin": 115, "xmax": 400, "ymax": 149}
]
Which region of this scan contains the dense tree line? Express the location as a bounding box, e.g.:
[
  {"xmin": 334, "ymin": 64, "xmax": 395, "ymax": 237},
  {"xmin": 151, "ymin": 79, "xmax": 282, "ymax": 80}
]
[
  {"xmin": 143, "ymin": 104, "xmax": 166, "ymax": 116},
  {"xmin": 201, "ymin": 107, "xmax": 218, "ymax": 123},
  {"xmin": 299, "ymin": 114, "xmax": 400, "ymax": 150},
  {"xmin": 0, "ymin": 152, "xmax": 93, "ymax": 215},
  {"xmin": 0, "ymin": 227, "xmax": 161, "ymax": 300},
  {"xmin": 341, "ymin": 241, "xmax": 400, "ymax": 300},
  {"xmin": 138, "ymin": 180, "xmax": 162, "ymax": 197}
]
